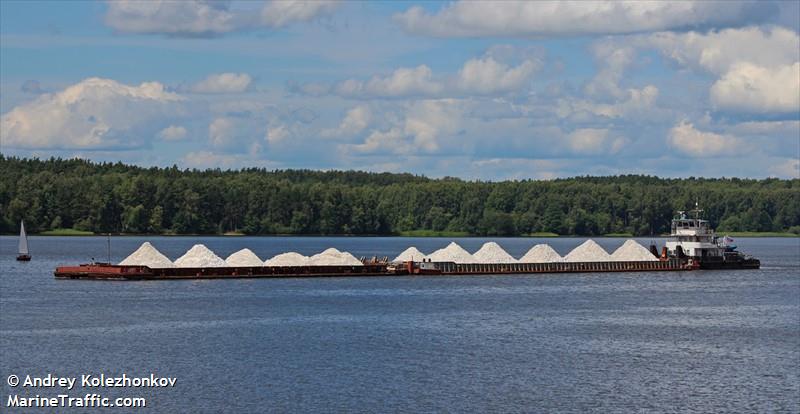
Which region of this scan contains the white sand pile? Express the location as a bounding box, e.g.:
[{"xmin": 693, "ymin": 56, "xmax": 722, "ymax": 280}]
[
  {"xmin": 611, "ymin": 240, "xmax": 659, "ymax": 261},
  {"xmin": 118, "ymin": 242, "xmax": 175, "ymax": 268},
  {"xmin": 393, "ymin": 247, "xmax": 427, "ymax": 262},
  {"xmin": 264, "ymin": 252, "xmax": 309, "ymax": 266},
  {"xmin": 337, "ymin": 252, "xmax": 364, "ymax": 266},
  {"xmin": 427, "ymin": 242, "xmax": 478, "ymax": 263},
  {"xmin": 563, "ymin": 240, "xmax": 611, "ymax": 262},
  {"xmin": 472, "ymin": 242, "xmax": 517, "ymax": 263},
  {"xmin": 174, "ymin": 244, "xmax": 227, "ymax": 267},
  {"xmin": 309, "ymin": 248, "xmax": 363, "ymax": 266},
  {"xmin": 518, "ymin": 244, "xmax": 562, "ymax": 263},
  {"xmin": 225, "ymin": 248, "xmax": 264, "ymax": 267}
]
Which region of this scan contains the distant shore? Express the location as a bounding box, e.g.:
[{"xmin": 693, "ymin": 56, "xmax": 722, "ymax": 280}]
[{"xmin": 14, "ymin": 228, "xmax": 800, "ymax": 237}]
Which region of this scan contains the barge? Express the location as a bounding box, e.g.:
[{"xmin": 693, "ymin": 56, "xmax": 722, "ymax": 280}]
[
  {"xmin": 55, "ymin": 258, "xmax": 693, "ymax": 280},
  {"xmin": 53, "ymin": 207, "xmax": 759, "ymax": 280}
]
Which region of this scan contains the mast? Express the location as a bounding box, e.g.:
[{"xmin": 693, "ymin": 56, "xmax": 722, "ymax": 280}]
[{"xmin": 18, "ymin": 220, "xmax": 29, "ymax": 255}]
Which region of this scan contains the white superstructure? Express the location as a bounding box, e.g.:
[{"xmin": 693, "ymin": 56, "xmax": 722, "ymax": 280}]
[{"xmin": 665, "ymin": 206, "xmax": 724, "ymax": 259}]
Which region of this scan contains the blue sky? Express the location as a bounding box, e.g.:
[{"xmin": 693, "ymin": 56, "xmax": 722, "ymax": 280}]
[{"xmin": 1, "ymin": 0, "xmax": 798, "ymax": 179}]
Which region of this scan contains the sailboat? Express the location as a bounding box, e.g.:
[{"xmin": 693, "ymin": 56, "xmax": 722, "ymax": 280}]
[{"xmin": 16, "ymin": 220, "xmax": 31, "ymax": 261}]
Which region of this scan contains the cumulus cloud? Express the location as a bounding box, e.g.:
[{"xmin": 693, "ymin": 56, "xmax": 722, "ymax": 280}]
[
  {"xmin": 335, "ymin": 65, "xmax": 443, "ymax": 98},
  {"xmin": 105, "ymin": 0, "xmax": 241, "ymax": 36},
  {"xmin": 394, "ymin": 1, "xmax": 770, "ymax": 38},
  {"xmin": 266, "ymin": 124, "xmax": 290, "ymax": 144},
  {"xmin": 641, "ymin": 26, "xmax": 800, "ymax": 113},
  {"xmin": 322, "ymin": 105, "xmax": 371, "ymax": 138},
  {"xmin": 190, "ymin": 73, "xmax": 253, "ymax": 94},
  {"xmin": 1, "ymin": 77, "xmax": 182, "ymax": 149},
  {"xmin": 261, "ymin": 0, "xmax": 338, "ymax": 28},
  {"xmin": 583, "ymin": 45, "xmax": 635, "ymax": 100},
  {"xmin": 558, "ymin": 85, "xmax": 660, "ymax": 119},
  {"xmin": 347, "ymin": 99, "xmax": 465, "ymax": 154},
  {"xmin": 567, "ymin": 128, "xmax": 628, "ymax": 154},
  {"xmin": 403, "ymin": 99, "xmax": 464, "ymax": 152},
  {"xmin": 157, "ymin": 125, "xmax": 188, "ymax": 141},
  {"xmin": 314, "ymin": 55, "xmax": 538, "ymax": 99},
  {"xmin": 350, "ymin": 128, "xmax": 406, "ymax": 154},
  {"xmin": 105, "ymin": 0, "xmax": 339, "ymax": 36},
  {"xmin": 208, "ymin": 116, "xmax": 263, "ymax": 151},
  {"xmin": 667, "ymin": 121, "xmax": 745, "ymax": 157},
  {"xmin": 456, "ymin": 57, "xmax": 538, "ymax": 94},
  {"xmin": 645, "ymin": 26, "xmax": 799, "ymax": 75},
  {"xmin": 710, "ymin": 62, "xmax": 800, "ymax": 113}
]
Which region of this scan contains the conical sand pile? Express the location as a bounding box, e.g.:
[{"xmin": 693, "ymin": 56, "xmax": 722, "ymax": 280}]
[
  {"xmin": 174, "ymin": 244, "xmax": 227, "ymax": 267},
  {"xmin": 225, "ymin": 248, "xmax": 264, "ymax": 266},
  {"xmin": 264, "ymin": 252, "xmax": 309, "ymax": 266},
  {"xmin": 563, "ymin": 240, "xmax": 611, "ymax": 262},
  {"xmin": 518, "ymin": 244, "xmax": 562, "ymax": 263},
  {"xmin": 309, "ymin": 248, "xmax": 363, "ymax": 266},
  {"xmin": 393, "ymin": 247, "xmax": 427, "ymax": 262},
  {"xmin": 118, "ymin": 242, "xmax": 174, "ymax": 268},
  {"xmin": 611, "ymin": 240, "xmax": 659, "ymax": 261},
  {"xmin": 472, "ymin": 242, "xmax": 517, "ymax": 263},
  {"xmin": 427, "ymin": 242, "xmax": 478, "ymax": 263}
]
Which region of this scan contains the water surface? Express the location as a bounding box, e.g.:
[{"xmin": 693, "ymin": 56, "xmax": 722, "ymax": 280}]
[{"xmin": 2, "ymin": 236, "xmax": 798, "ymax": 412}]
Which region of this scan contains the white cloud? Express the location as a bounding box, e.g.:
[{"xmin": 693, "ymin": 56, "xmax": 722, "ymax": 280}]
[
  {"xmin": 403, "ymin": 99, "xmax": 464, "ymax": 152},
  {"xmin": 190, "ymin": 73, "xmax": 253, "ymax": 94},
  {"xmin": 583, "ymin": 45, "xmax": 635, "ymax": 100},
  {"xmin": 350, "ymin": 128, "xmax": 406, "ymax": 154},
  {"xmin": 567, "ymin": 128, "xmax": 628, "ymax": 154},
  {"xmin": 640, "ymin": 26, "xmax": 800, "ymax": 113},
  {"xmin": 266, "ymin": 124, "xmax": 290, "ymax": 144},
  {"xmin": 456, "ymin": 57, "xmax": 538, "ymax": 94},
  {"xmin": 645, "ymin": 26, "xmax": 799, "ymax": 75},
  {"xmin": 558, "ymin": 85, "xmax": 659, "ymax": 119},
  {"xmin": 347, "ymin": 99, "xmax": 466, "ymax": 154},
  {"xmin": 105, "ymin": 0, "xmax": 241, "ymax": 36},
  {"xmin": 394, "ymin": 1, "xmax": 767, "ymax": 38},
  {"xmin": 209, "ymin": 118, "xmax": 236, "ymax": 148},
  {"xmin": 322, "ymin": 105, "xmax": 371, "ymax": 138},
  {"xmin": 667, "ymin": 121, "xmax": 745, "ymax": 157},
  {"xmin": 157, "ymin": 125, "xmax": 188, "ymax": 141},
  {"xmin": 710, "ymin": 62, "xmax": 800, "ymax": 113},
  {"xmin": 261, "ymin": 0, "xmax": 339, "ymax": 28},
  {"xmin": 105, "ymin": 0, "xmax": 339, "ymax": 36},
  {"xmin": 1, "ymin": 77, "xmax": 182, "ymax": 149},
  {"xmin": 326, "ymin": 55, "xmax": 538, "ymax": 99},
  {"xmin": 768, "ymin": 158, "xmax": 800, "ymax": 178},
  {"xmin": 336, "ymin": 65, "xmax": 443, "ymax": 98}
]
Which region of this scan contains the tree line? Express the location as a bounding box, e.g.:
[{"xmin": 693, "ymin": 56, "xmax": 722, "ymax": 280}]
[{"xmin": 1, "ymin": 156, "xmax": 798, "ymax": 236}]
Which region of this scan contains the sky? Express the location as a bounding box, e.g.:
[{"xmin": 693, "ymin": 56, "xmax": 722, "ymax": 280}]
[{"xmin": 1, "ymin": 0, "xmax": 799, "ymax": 180}]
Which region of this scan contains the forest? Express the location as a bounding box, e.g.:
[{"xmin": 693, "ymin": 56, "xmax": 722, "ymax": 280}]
[{"xmin": 1, "ymin": 156, "xmax": 798, "ymax": 236}]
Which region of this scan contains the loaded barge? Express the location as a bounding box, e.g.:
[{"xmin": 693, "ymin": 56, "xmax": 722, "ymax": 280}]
[{"xmin": 54, "ymin": 208, "xmax": 759, "ymax": 281}]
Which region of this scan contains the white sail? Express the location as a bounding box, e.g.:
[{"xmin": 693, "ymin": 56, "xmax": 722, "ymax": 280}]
[{"xmin": 18, "ymin": 220, "xmax": 29, "ymax": 255}]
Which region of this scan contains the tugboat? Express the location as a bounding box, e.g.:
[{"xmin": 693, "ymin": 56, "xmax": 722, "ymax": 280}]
[
  {"xmin": 665, "ymin": 204, "xmax": 759, "ymax": 269},
  {"xmin": 16, "ymin": 220, "xmax": 31, "ymax": 261}
]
